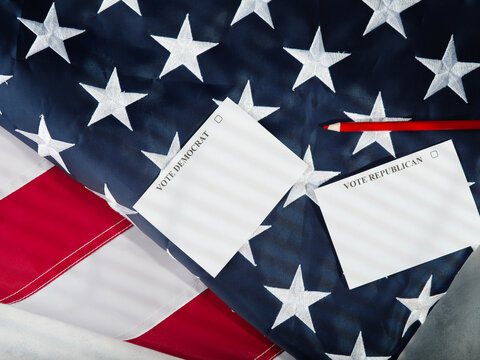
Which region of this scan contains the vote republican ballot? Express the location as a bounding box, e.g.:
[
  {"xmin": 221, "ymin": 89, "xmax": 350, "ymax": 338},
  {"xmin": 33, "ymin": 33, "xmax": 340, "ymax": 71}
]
[{"xmin": 343, "ymin": 156, "xmax": 423, "ymax": 189}]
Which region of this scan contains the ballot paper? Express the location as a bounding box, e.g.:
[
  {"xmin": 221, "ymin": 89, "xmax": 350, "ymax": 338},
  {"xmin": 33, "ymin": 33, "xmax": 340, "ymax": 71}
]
[
  {"xmin": 315, "ymin": 140, "xmax": 480, "ymax": 289},
  {"xmin": 134, "ymin": 98, "xmax": 307, "ymax": 277}
]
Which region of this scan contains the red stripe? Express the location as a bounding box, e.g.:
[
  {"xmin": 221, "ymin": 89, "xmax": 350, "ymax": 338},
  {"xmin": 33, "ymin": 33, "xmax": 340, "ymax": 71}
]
[
  {"xmin": 1, "ymin": 166, "xmax": 282, "ymax": 358},
  {"xmin": 0, "ymin": 167, "xmax": 130, "ymax": 304},
  {"xmin": 129, "ymin": 289, "xmax": 282, "ymax": 360},
  {"xmin": 255, "ymin": 344, "xmax": 284, "ymax": 360}
]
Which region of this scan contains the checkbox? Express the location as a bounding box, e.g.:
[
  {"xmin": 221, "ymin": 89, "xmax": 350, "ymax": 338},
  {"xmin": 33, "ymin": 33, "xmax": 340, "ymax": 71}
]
[
  {"xmin": 430, "ymin": 150, "xmax": 439, "ymax": 158},
  {"xmin": 214, "ymin": 115, "xmax": 223, "ymax": 123}
]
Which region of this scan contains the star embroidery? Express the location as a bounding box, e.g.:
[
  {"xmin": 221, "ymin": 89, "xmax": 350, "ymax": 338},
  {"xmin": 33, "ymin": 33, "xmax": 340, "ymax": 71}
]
[
  {"xmin": 362, "ymin": 0, "xmax": 422, "ymax": 38},
  {"xmin": 90, "ymin": 184, "xmax": 137, "ymax": 216},
  {"xmin": 238, "ymin": 224, "xmax": 271, "ymax": 266},
  {"xmin": 416, "ymin": 35, "xmax": 480, "ymax": 103},
  {"xmin": 15, "ymin": 115, "xmax": 74, "ymax": 173},
  {"xmin": 396, "ymin": 275, "xmax": 445, "ymax": 337},
  {"xmin": 17, "ymin": 3, "xmax": 85, "ymax": 64},
  {"xmin": 0, "ymin": 75, "xmax": 12, "ymax": 115},
  {"xmin": 265, "ymin": 265, "xmax": 330, "ymax": 332},
  {"xmin": 231, "ymin": 0, "xmax": 275, "ymax": 29},
  {"xmin": 97, "ymin": 0, "xmax": 142, "ymax": 16},
  {"xmin": 325, "ymin": 332, "xmax": 390, "ymax": 360},
  {"xmin": 283, "ymin": 27, "xmax": 350, "ymax": 91},
  {"xmin": 142, "ymin": 132, "xmax": 181, "ymax": 170},
  {"xmin": 213, "ymin": 80, "xmax": 279, "ymax": 121},
  {"xmin": 344, "ymin": 92, "xmax": 410, "ymax": 157},
  {"xmin": 0, "ymin": 75, "xmax": 12, "ymax": 86},
  {"xmin": 284, "ymin": 145, "xmax": 339, "ymax": 207},
  {"xmin": 151, "ymin": 14, "xmax": 218, "ymax": 82},
  {"xmin": 79, "ymin": 67, "xmax": 147, "ymax": 130}
]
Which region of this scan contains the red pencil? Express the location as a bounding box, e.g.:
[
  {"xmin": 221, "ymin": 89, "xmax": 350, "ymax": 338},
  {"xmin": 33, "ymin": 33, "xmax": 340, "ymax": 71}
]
[{"xmin": 324, "ymin": 120, "xmax": 480, "ymax": 132}]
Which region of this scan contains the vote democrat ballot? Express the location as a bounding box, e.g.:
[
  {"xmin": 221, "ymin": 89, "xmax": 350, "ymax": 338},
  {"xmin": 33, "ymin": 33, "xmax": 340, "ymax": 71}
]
[
  {"xmin": 315, "ymin": 140, "xmax": 480, "ymax": 289},
  {"xmin": 135, "ymin": 98, "xmax": 307, "ymax": 277}
]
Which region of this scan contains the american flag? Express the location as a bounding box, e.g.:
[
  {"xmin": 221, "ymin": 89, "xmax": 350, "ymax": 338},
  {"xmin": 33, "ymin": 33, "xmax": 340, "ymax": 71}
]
[
  {"xmin": 0, "ymin": 123, "xmax": 283, "ymax": 359},
  {"xmin": 0, "ymin": 0, "xmax": 478, "ymax": 358}
]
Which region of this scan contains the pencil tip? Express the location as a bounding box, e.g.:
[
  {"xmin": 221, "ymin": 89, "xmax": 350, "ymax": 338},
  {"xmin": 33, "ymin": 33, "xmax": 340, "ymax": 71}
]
[{"xmin": 324, "ymin": 123, "xmax": 340, "ymax": 132}]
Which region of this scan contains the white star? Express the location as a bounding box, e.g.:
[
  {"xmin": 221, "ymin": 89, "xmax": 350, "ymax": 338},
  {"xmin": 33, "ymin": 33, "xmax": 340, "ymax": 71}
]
[
  {"xmin": 468, "ymin": 181, "xmax": 475, "ymax": 187},
  {"xmin": 325, "ymin": 332, "xmax": 390, "ymax": 360},
  {"xmin": 396, "ymin": 275, "xmax": 445, "ymax": 337},
  {"xmin": 362, "ymin": 0, "xmax": 422, "ymax": 38},
  {"xmin": 15, "ymin": 115, "xmax": 74, "ymax": 173},
  {"xmin": 89, "ymin": 184, "xmax": 137, "ymax": 217},
  {"xmin": 0, "ymin": 75, "xmax": 12, "ymax": 115},
  {"xmin": 283, "ymin": 27, "xmax": 350, "ymax": 91},
  {"xmin": 151, "ymin": 14, "xmax": 218, "ymax": 82},
  {"xmin": 142, "ymin": 132, "xmax": 180, "ymax": 170},
  {"xmin": 213, "ymin": 81, "xmax": 279, "ymax": 121},
  {"xmin": 416, "ymin": 35, "xmax": 480, "ymax": 103},
  {"xmin": 231, "ymin": 0, "xmax": 275, "ymax": 29},
  {"xmin": 103, "ymin": 184, "xmax": 137, "ymax": 216},
  {"xmin": 239, "ymin": 224, "xmax": 271, "ymax": 266},
  {"xmin": 344, "ymin": 92, "xmax": 410, "ymax": 157},
  {"xmin": 0, "ymin": 75, "xmax": 12, "ymax": 85},
  {"xmin": 265, "ymin": 265, "xmax": 330, "ymax": 332},
  {"xmin": 97, "ymin": 0, "xmax": 142, "ymax": 16},
  {"xmin": 17, "ymin": 3, "xmax": 85, "ymax": 64},
  {"xmin": 79, "ymin": 67, "xmax": 147, "ymax": 130},
  {"xmin": 284, "ymin": 145, "xmax": 339, "ymax": 207}
]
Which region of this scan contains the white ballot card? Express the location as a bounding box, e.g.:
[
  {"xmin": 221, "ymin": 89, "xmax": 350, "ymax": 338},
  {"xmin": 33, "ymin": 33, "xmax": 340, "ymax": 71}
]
[
  {"xmin": 315, "ymin": 140, "xmax": 480, "ymax": 289},
  {"xmin": 134, "ymin": 98, "xmax": 307, "ymax": 277}
]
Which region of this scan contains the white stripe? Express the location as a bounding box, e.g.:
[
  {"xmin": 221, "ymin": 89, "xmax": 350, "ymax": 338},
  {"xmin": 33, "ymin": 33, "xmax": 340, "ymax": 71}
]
[
  {"xmin": 0, "ymin": 126, "xmax": 52, "ymax": 199},
  {"xmin": 274, "ymin": 351, "xmax": 295, "ymax": 360},
  {"xmin": 0, "ymin": 303, "xmax": 179, "ymax": 360},
  {"xmin": 13, "ymin": 226, "xmax": 207, "ymax": 340}
]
